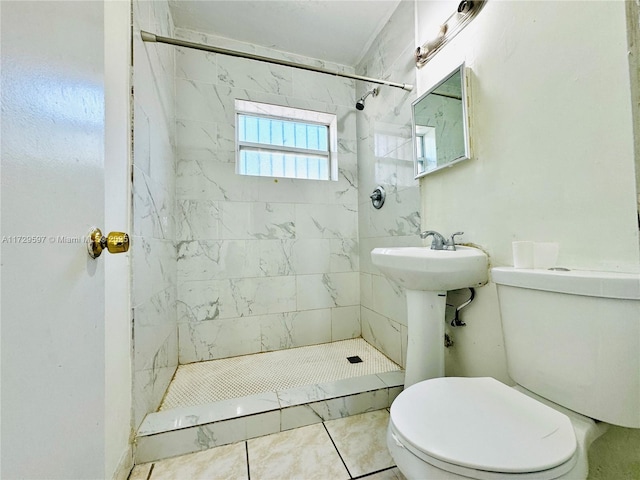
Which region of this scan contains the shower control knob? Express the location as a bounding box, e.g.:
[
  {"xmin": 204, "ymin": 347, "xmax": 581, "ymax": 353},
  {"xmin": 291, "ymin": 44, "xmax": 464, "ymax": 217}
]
[
  {"xmin": 370, "ymin": 186, "xmax": 386, "ymax": 209},
  {"xmin": 87, "ymin": 227, "xmax": 130, "ymax": 259}
]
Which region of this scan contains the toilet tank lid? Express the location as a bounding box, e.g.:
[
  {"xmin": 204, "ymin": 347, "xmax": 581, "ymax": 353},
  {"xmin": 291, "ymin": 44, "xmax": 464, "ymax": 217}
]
[{"xmin": 491, "ymin": 267, "xmax": 640, "ymax": 300}]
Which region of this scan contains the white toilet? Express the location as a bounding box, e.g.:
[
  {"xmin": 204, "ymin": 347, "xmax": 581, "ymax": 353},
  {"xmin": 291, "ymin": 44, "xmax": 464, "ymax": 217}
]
[{"xmin": 387, "ymin": 267, "xmax": 640, "ymax": 479}]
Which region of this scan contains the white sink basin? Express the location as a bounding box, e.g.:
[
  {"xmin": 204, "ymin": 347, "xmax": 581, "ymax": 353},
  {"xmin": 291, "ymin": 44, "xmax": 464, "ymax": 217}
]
[
  {"xmin": 371, "ymin": 246, "xmax": 488, "ymax": 291},
  {"xmin": 371, "ymin": 245, "xmax": 489, "ymax": 386}
]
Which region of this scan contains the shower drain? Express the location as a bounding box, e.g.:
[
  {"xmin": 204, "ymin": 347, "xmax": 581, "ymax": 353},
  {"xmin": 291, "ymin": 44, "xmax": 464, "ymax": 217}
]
[{"xmin": 347, "ymin": 355, "xmax": 363, "ymax": 364}]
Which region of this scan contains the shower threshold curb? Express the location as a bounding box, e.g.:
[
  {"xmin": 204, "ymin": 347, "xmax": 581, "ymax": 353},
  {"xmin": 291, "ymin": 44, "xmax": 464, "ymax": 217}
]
[{"xmin": 135, "ymin": 370, "xmax": 404, "ymax": 463}]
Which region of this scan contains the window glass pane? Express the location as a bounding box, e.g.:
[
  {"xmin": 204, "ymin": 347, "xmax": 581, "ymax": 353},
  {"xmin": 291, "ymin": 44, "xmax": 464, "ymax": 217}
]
[
  {"xmin": 244, "ymin": 116, "xmax": 259, "ymax": 143},
  {"xmin": 318, "ymin": 126, "xmax": 328, "ymax": 151},
  {"xmin": 239, "ymin": 114, "xmax": 328, "ymax": 153},
  {"xmin": 257, "ymin": 117, "xmax": 271, "ymax": 144},
  {"xmin": 271, "ymin": 120, "xmax": 284, "ymax": 147},
  {"xmin": 242, "ymin": 150, "xmax": 261, "ymax": 176},
  {"xmin": 236, "ymin": 106, "xmax": 334, "ymax": 181},
  {"xmin": 282, "ymin": 121, "xmax": 295, "ymax": 148},
  {"xmin": 238, "ymin": 147, "xmax": 329, "ymax": 180},
  {"xmin": 306, "ymin": 125, "xmax": 319, "ymax": 150}
]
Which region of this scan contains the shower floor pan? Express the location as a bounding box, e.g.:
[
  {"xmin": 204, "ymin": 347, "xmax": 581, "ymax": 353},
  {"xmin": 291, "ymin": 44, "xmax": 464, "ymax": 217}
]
[{"xmin": 136, "ymin": 338, "xmax": 404, "ymax": 463}]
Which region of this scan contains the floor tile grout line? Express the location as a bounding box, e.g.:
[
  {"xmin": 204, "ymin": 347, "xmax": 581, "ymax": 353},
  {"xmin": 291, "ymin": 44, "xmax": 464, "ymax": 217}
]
[
  {"xmin": 245, "ymin": 441, "xmax": 251, "ymax": 480},
  {"xmin": 322, "ymin": 422, "xmax": 353, "ymax": 479},
  {"xmin": 145, "ymin": 463, "xmax": 155, "ymax": 480},
  {"xmin": 351, "ymin": 465, "xmax": 397, "ymax": 479}
]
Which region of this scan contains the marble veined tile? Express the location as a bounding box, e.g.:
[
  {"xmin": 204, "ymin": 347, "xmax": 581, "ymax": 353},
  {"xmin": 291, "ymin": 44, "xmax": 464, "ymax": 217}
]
[
  {"xmin": 138, "ymin": 392, "xmax": 280, "ymax": 436},
  {"xmin": 149, "ymin": 441, "xmax": 248, "ymax": 480},
  {"xmin": 217, "ymin": 55, "xmax": 293, "ymax": 96},
  {"xmin": 277, "ymin": 374, "xmax": 387, "ymax": 407},
  {"xmin": 259, "ymin": 310, "xmax": 331, "ymax": 352},
  {"xmin": 247, "ymin": 423, "xmax": 349, "ymax": 480},
  {"xmin": 331, "ymin": 305, "xmax": 361, "ymax": 341},
  {"xmin": 290, "ymin": 239, "xmax": 331, "ymax": 274},
  {"xmin": 361, "ymin": 307, "xmax": 403, "ymax": 367},
  {"xmin": 177, "ymin": 276, "xmax": 296, "ymax": 322},
  {"xmin": 295, "ymin": 204, "xmax": 357, "ymax": 239},
  {"xmin": 177, "ymin": 239, "xmax": 296, "ymax": 282},
  {"xmin": 175, "ymin": 47, "xmax": 217, "ymax": 84},
  {"xmin": 280, "ymin": 390, "xmax": 389, "ymax": 431},
  {"xmin": 178, "ymin": 317, "xmax": 262, "ymax": 363},
  {"xmin": 371, "ymin": 274, "xmax": 407, "ymax": 325},
  {"xmin": 176, "ymin": 199, "xmax": 221, "ymax": 241},
  {"xmin": 136, "ymin": 411, "xmax": 279, "ymax": 463},
  {"xmin": 175, "ymin": 118, "xmax": 218, "ymax": 162},
  {"xmin": 325, "ymin": 410, "xmax": 395, "ymax": 478},
  {"xmin": 176, "ymin": 159, "xmax": 260, "ymax": 202},
  {"xmin": 296, "ymin": 272, "xmax": 359, "ymax": 310},
  {"xmin": 221, "ymin": 202, "xmax": 295, "ymax": 240},
  {"xmin": 330, "ymin": 238, "xmax": 359, "ymax": 272},
  {"xmin": 376, "ymin": 370, "xmax": 405, "ymax": 388},
  {"xmin": 176, "ymin": 78, "xmax": 232, "ymax": 124}
]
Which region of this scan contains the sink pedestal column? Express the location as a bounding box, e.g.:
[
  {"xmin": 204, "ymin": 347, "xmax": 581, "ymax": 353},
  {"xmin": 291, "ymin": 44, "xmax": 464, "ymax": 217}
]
[{"xmin": 404, "ymin": 290, "xmax": 447, "ymax": 388}]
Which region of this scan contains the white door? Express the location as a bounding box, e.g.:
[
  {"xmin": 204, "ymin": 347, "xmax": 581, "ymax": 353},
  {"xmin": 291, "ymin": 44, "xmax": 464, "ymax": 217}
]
[{"xmin": 1, "ymin": 1, "xmax": 114, "ymax": 477}]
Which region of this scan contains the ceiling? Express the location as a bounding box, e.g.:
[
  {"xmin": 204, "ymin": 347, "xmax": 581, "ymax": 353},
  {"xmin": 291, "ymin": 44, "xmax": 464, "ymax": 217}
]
[{"xmin": 167, "ymin": 0, "xmax": 403, "ymax": 66}]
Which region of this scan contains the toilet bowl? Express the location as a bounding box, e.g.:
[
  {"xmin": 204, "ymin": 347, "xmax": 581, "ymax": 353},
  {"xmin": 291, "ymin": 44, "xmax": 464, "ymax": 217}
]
[
  {"xmin": 387, "ymin": 267, "xmax": 640, "ymax": 480},
  {"xmin": 387, "ymin": 377, "xmax": 608, "ymax": 479}
]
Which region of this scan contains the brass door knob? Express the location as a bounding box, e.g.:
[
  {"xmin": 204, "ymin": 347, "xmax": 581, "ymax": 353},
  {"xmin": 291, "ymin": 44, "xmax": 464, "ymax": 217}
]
[{"xmin": 87, "ymin": 227, "xmax": 130, "ymax": 258}]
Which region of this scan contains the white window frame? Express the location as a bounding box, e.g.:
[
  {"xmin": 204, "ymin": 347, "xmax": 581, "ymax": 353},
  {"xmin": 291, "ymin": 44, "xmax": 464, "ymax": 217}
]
[{"xmin": 235, "ymin": 99, "xmax": 338, "ymax": 181}]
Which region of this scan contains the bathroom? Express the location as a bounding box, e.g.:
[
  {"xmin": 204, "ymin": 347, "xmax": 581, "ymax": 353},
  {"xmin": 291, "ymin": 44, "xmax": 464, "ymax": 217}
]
[{"xmin": 1, "ymin": 0, "xmax": 639, "ymax": 479}]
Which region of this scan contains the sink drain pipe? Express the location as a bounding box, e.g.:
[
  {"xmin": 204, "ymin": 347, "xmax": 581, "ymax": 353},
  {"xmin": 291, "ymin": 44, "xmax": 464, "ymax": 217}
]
[{"xmin": 449, "ymin": 287, "xmax": 475, "ymax": 327}]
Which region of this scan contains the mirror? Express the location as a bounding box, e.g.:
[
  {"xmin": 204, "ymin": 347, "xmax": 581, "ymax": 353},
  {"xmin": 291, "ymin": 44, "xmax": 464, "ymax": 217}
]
[{"xmin": 412, "ymin": 64, "xmax": 470, "ymax": 178}]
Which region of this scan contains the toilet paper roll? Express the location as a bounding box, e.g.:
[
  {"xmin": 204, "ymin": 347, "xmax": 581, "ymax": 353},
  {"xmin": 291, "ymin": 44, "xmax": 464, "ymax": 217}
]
[
  {"xmin": 512, "ymin": 241, "xmax": 534, "ymax": 269},
  {"xmin": 534, "ymin": 242, "xmax": 559, "ymax": 269}
]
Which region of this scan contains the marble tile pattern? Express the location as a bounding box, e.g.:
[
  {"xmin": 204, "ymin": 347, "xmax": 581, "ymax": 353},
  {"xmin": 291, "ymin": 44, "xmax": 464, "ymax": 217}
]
[
  {"xmin": 131, "ymin": 410, "xmax": 406, "ymax": 480},
  {"xmin": 132, "ymin": 0, "xmax": 179, "ymax": 430},
  {"xmin": 135, "ymin": 371, "xmax": 404, "ymax": 463},
  {"xmin": 174, "ymin": 27, "xmax": 361, "ymax": 362},
  {"xmin": 149, "ymin": 442, "xmax": 248, "ymax": 480},
  {"xmin": 248, "ymin": 424, "xmax": 349, "ymax": 480},
  {"xmin": 355, "ymin": 1, "xmax": 421, "ymax": 368},
  {"xmin": 324, "ymin": 410, "xmax": 395, "ymax": 477}
]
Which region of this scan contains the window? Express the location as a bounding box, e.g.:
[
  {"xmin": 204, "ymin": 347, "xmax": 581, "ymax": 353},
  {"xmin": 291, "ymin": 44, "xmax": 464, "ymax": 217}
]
[
  {"xmin": 235, "ymin": 100, "xmax": 337, "ymax": 181},
  {"xmin": 415, "ymin": 126, "xmax": 437, "ymax": 173}
]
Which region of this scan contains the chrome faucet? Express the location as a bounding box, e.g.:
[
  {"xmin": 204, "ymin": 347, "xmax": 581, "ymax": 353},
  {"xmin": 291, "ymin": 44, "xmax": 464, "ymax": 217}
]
[{"xmin": 420, "ymin": 230, "xmax": 464, "ymax": 251}]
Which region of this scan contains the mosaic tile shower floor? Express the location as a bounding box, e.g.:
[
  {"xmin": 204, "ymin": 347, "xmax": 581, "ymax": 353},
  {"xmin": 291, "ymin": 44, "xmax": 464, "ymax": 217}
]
[{"xmin": 160, "ymin": 338, "xmax": 401, "ymax": 410}]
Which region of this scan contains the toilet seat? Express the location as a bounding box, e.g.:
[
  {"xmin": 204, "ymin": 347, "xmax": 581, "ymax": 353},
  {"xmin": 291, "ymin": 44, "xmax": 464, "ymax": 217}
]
[{"xmin": 389, "ymin": 377, "xmax": 578, "ymax": 479}]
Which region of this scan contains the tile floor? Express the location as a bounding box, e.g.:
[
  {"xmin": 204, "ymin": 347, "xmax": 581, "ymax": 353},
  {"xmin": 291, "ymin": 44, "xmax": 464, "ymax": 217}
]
[
  {"xmin": 160, "ymin": 339, "xmax": 401, "ymax": 410},
  {"xmin": 129, "ymin": 409, "xmax": 406, "ymax": 480}
]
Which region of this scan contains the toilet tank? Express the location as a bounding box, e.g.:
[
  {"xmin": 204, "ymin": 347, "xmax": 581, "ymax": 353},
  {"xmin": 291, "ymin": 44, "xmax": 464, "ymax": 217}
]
[{"xmin": 492, "ymin": 267, "xmax": 640, "ymax": 428}]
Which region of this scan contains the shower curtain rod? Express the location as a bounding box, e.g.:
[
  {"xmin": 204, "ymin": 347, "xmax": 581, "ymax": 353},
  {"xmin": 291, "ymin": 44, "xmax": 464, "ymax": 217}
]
[{"xmin": 141, "ymin": 31, "xmax": 414, "ymax": 92}]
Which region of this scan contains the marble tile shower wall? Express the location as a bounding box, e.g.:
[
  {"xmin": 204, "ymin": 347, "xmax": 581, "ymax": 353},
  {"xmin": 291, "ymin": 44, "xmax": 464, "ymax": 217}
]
[
  {"xmin": 132, "ymin": 0, "xmax": 178, "ymax": 430},
  {"xmin": 174, "ymin": 28, "xmax": 361, "ymax": 363},
  {"xmin": 356, "ymin": 1, "xmax": 421, "ymax": 367}
]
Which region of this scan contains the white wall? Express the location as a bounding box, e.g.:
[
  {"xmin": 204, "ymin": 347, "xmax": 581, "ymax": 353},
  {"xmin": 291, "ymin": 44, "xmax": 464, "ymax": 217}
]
[
  {"xmin": 416, "ymin": 0, "xmax": 640, "ymax": 382},
  {"xmin": 417, "ymin": 1, "xmax": 639, "ymax": 271},
  {"xmin": 415, "ymin": 0, "xmax": 640, "ymax": 476}
]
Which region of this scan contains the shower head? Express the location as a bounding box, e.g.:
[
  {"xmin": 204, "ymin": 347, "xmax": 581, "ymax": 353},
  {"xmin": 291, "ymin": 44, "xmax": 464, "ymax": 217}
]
[{"xmin": 356, "ymin": 87, "xmax": 379, "ymax": 111}]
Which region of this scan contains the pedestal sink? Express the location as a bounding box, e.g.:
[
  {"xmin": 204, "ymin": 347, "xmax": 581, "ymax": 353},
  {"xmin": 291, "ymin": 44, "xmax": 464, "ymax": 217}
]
[{"xmin": 371, "ymin": 246, "xmax": 488, "ymax": 387}]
